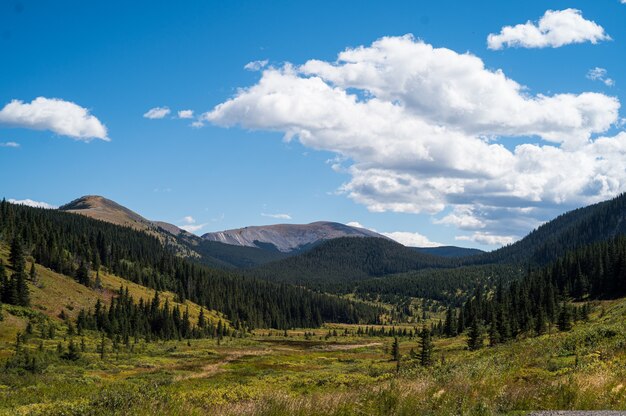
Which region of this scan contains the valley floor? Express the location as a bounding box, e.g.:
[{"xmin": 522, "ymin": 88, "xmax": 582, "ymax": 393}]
[{"xmin": 2, "ymin": 299, "xmax": 626, "ymax": 415}]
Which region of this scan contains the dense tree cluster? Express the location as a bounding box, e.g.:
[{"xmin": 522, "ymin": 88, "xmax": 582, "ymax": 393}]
[
  {"xmin": 0, "ymin": 236, "xmax": 30, "ymax": 307},
  {"xmin": 249, "ymin": 237, "xmax": 455, "ymax": 293},
  {"xmin": 445, "ymin": 235, "xmax": 626, "ymax": 348},
  {"xmin": 473, "ymin": 192, "xmax": 626, "ymax": 266},
  {"xmin": 0, "ymin": 200, "xmax": 381, "ymax": 329},
  {"xmin": 355, "ymin": 264, "xmax": 524, "ymax": 306},
  {"xmin": 77, "ymin": 287, "xmax": 231, "ymax": 342}
]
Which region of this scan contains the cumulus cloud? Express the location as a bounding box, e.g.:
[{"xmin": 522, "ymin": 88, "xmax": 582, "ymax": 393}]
[
  {"xmin": 178, "ymin": 110, "xmax": 194, "ymax": 119},
  {"xmin": 0, "ymin": 97, "xmax": 109, "ymax": 141},
  {"xmin": 8, "ymin": 198, "xmax": 57, "ymax": 209},
  {"xmin": 143, "ymin": 107, "xmax": 171, "ymax": 119},
  {"xmin": 456, "ymin": 233, "xmax": 515, "ymax": 246},
  {"xmin": 587, "ymin": 67, "xmax": 615, "ymax": 87},
  {"xmin": 346, "ymin": 221, "xmax": 440, "ymax": 247},
  {"xmin": 0, "ymin": 141, "xmax": 19, "ymax": 148},
  {"xmin": 244, "ymin": 60, "xmax": 269, "ymax": 71},
  {"xmin": 204, "ymin": 35, "xmax": 623, "ymax": 246},
  {"xmin": 381, "ymin": 231, "xmax": 441, "ymax": 247},
  {"xmin": 178, "ymin": 215, "xmax": 209, "ymax": 233},
  {"xmin": 487, "ymin": 9, "xmax": 610, "ymax": 50},
  {"xmin": 261, "ymin": 213, "xmax": 292, "ymax": 220}
]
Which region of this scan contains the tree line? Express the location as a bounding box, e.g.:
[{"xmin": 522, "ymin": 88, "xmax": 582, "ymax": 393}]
[{"xmin": 0, "ymin": 200, "xmax": 382, "ymax": 329}]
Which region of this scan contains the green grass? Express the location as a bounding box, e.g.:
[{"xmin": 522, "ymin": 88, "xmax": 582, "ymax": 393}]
[{"xmin": 3, "ymin": 252, "xmax": 626, "ymax": 414}]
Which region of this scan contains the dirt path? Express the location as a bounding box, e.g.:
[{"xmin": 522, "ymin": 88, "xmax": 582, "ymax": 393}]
[
  {"xmin": 316, "ymin": 342, "xmax": 383, "ymax": 351},
  {"xmin": 175, "ymin": 349, "xmax": 271, "ymax": 381}
]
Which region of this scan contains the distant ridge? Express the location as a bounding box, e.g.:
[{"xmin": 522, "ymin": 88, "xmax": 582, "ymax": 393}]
[
  {"xmin": 413, "ymin": 246, "xmax": 484, "ymax": 258},
  {"xmin": 202, "ymin": 221, "xmax": 389, "ymax": 252},
  {"xmin": 59, "ymin": 195, "xmax": 185, "ymax": 236}
]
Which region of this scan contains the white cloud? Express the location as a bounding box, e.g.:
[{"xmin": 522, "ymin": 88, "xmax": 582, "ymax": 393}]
[
  {"xmin": 456, "ymin": 233, "xmax": 515, "ymax": 246},
  {"xmin": 261, "ymin": 213, "xmax": 292, "ymax": 220},
  {"xmin": 0, "ymin": 141, "xmax": 19, "ymax": 148},
  {"xmin": 204, "ymin": 35, "xmax": 623, "ymax": 247},
  {"xmin": 8, "ymin": 198, "xmax": 57, "ymax": 209},
  {"xmin": 177, "ymin": 215, "xmax": 208, "ymax": 233},
  {"xmin": 381, "ymin": 231, "xmax": 441, "ymax": 247},
  {"xmin": 346, "ymin": 221, "xmax": 366, "ymax": 228},
  {"xmin": 0, "ymin": 97, "xmax": 109, "ymax": 141},
  {"xmin": 178, "ymin": 110, "xmax": 194, "ymax": 119},
  {"xmin": 143, "ymin": 107, "xmax": 171, "ymax": 119},
  {"xmin": 587, "ymin": 67, "xmax": 615, "ymax": 87},
  {"xmin": 244, "ymin": 60, "xmax": 269, "ymax": 71},
  {"xmin": 179, "ymin": 223, "xmax": 208, "ymax": 233},
  {"xmin": 487, "ymin": 9, "xmax": 610, "ymax": 50},
  {"xmin": 347, "ymin": 221, "xmax": 441, "ymax": 247}
]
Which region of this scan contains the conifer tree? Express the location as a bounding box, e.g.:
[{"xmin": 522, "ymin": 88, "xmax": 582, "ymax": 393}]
[
  {"xmin": 29, "ymin": 263, "xmax": 37, "ymax": 283},
  {"xmin": 63, "ymin": 339, "xmax": 81, "ymax": 361},
  {"xmin": 10, "ymin": 236, "xmax": 26, "ymax": 274},
  {"xmin": 15, "ymin": 272, "xmax": 30, "ymax": 307},
  {"xmin": 76, "ymin": 260, "xmax": 90, "ymax": 287},
  {"xmin": 418, "ymin": 326, "xmax": 433, "ymax": 366},
  {"xmin": 467, "ymin": 318, "xmax": 483, "ymax": 351},
  {"xmin": 391, "ymin": 337, "xmax": 400, "ymax": 361},
  {"xmin": 557, "ymin": 304, "xmax": 572, "ymax": 331}
]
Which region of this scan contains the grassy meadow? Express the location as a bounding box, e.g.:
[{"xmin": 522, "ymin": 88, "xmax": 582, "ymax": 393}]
[{"xmin": 2, "ymin": 254, "xmax": 626, "ymax": 415}]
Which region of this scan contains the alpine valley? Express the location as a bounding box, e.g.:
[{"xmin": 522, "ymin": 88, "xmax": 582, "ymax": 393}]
[
  {"xmin": 3, "ymin": 193, "xmax": 626, "ymax": 414},
  {"xmin": 3, "ymin": 3, "xmax": 626, "ymax": 414}
]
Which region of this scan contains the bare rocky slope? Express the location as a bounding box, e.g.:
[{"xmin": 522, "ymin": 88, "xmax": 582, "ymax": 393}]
[{"xmin": 202, "ymin": 221, "xmax": 388, "ymax": 252}]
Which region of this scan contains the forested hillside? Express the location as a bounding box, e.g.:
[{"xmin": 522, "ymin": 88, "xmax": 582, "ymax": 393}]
[
  {"xmin": 248, "ymin": 237, "xmax": 456, "ymax": 292},
  {"xmin": 0, "ymin": 200, "xmax": 381, "ymax": 329},
  {"xmin": 471, "ymin": 192, "xmax": 626, "ymax": 266}
]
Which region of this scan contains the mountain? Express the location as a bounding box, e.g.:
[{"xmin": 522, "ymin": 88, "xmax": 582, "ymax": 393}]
[
  {"xmin": 1, "ymin": 199, "xmax": 382, "ymax": 328},
  {"xmin": 412, "ymin": 246, "xmax": 484, "ymax": 258},
  {"xmin": 248, "ymin": 237, "xmax": 455, "ymax": 292},
  {"xmin": 57, "ymin": 195, "xmax": 291, "ymax": 268},
  {"xmin": 202, "ymin": 221, "xmax": 388, "ymax": 252},
  {"xmin": 60, "ymin": 195, "xmax": 186, "ymax": 237}
]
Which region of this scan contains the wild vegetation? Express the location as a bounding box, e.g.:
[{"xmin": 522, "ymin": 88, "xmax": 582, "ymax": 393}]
[
  {"xmin": 0, "ymin": 200, "xmax": 381, "ymax": 329},
  {"xmin": 3, "ymin": 194, "xmax": 626, "ymax": 414}
]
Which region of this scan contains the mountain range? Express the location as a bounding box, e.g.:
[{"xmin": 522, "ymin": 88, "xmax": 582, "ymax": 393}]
[{"xmin": 56, "ymin": 195, "xmax": 481, "ymax": 268}]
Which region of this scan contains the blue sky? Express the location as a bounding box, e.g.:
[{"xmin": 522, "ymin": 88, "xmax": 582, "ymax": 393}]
[{"xmin": 1, "ymin": 0, "xmax": 625, "ymax": 249}]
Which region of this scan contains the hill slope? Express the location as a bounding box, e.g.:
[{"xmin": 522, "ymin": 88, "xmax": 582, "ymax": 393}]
[
  {"xmin": 472, "ymin": 192, "xmax": 626, "ymax": 265},
  {"xmin": 248, "ymin": 237, "xmax": 455, "ymax": 292},
  {"xmin": 412, "ymin": 246, "xmax": 484, "ymax": 258},
  {"xmin": 1, "ymin": 200, "xmax": 381, "ymax": 328},
  {"xmin": 58, "ymin": 195, "xmax": 302, "ymax": 269}
]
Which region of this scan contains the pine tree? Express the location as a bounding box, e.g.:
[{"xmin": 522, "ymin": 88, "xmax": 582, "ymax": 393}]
[
  {"xmin": 63, "ymin": 339, "xmax": 81, "ymax": 361},
  {"xmin": 15, "ymin": 272, "xmax": 30, "ymax": 307},
  {"xmin": 419, "ymin": 326, "xmax": 433, "ymax": 366},
  {"xmin": 467, "ymin": 319, "xmax": 483, "ymax": 351},
  {"xmin": 76, "ymin": 260, "xmax": 90, "ymax": 287},
  {"xmin": 444, "ymin": 307, "xmax": 457, "ymax": 337},
  {"xmin": 557, "ymin": 304, "xmax": 572, "ymax": 331},
  {"xmin": 94, "ymin": 270, "xmax": 102, "ymax": 290},
  {"xmin": 9, "ymin": 236, "xmax": 26, "ymax": 274},
  {"xmin": 391, "ymin": 337, "xmax": 400, "ymax": 361},
  {"xmin": 29, "ymin": 263, "xmax": 37, "ymax": 283}
]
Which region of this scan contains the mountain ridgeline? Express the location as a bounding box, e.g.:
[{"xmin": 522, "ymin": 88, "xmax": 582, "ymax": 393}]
[
  {"xmin": 246, "ymin": 193, "xmax": 626, "ymax": 303},
  {"xmin": 202, "ymin": 221, "xmax": 387, "ymax": 252},
  {"xmin": 0, "ymin": 200, "xmax": 382, "ymax": 329},
  {"xmin": 473, "ymin": 193, "xmax": 626, "ymax": 265},
  {"xmin": 247, "ymin": 237, "xmax": 458, "ymax": 292}
]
